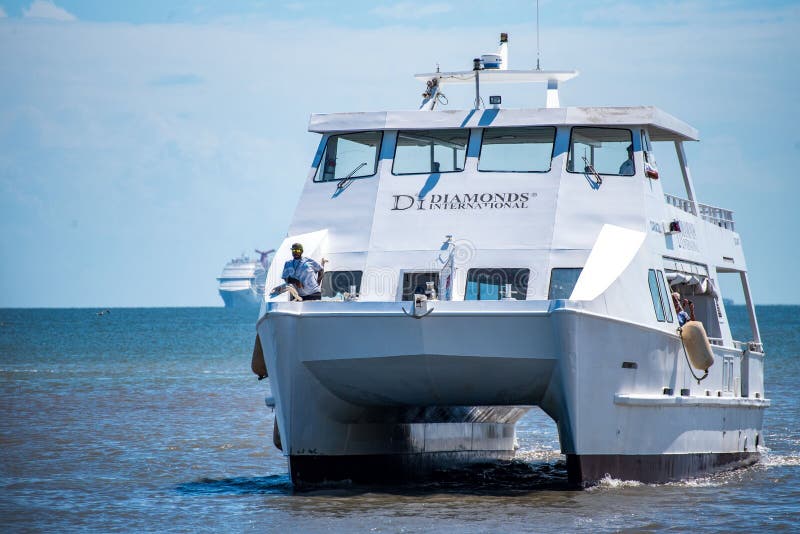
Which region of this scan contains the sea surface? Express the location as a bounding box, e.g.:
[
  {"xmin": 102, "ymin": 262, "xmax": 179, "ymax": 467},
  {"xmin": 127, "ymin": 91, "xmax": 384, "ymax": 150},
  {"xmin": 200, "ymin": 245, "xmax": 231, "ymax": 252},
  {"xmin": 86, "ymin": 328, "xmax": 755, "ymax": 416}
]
[{"xmin": 0, "ymin": 306, "xmax": 798, "ymax": 532}]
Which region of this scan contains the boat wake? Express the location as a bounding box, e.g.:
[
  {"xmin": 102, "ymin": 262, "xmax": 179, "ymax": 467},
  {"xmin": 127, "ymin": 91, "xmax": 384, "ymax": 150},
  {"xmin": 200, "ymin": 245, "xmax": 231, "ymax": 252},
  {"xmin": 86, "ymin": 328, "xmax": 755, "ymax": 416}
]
[
  {"xmin": 585, "ymin": 475, "xmax": 644, "ymax": 490},
  {"xmin": 585, "ymin": 452, "xmax": 785, "ymax": 491},
  {"xmin": 758, "ymin": 449, "xmax": 800, "ymax": 467}
]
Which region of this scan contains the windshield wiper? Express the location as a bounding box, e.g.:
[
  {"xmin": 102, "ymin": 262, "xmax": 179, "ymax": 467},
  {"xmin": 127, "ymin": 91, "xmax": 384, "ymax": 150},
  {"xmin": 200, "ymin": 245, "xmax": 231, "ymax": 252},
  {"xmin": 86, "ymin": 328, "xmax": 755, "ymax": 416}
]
[
  {"xmin": 581, "ymin": 155, "xmax": 603, "ymax": 187},
  {"xmin": 336, "ymin": 162, "xmax": 367, "ymax": 190}
]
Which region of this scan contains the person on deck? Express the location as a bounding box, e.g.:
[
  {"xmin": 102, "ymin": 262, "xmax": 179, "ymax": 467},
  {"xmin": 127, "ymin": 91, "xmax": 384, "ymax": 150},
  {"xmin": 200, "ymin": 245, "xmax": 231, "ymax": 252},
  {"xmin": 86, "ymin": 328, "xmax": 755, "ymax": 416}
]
[
  {"xmin": 281, "ymin": 243, "xmax": 324, "ymax": 301},
  {"xmin": 672, "ymin": 292, "xmax": 696, "ymax": 326},
  {"xmin": 619, "ymin": 144, "xmax": 635, "ymax": 175}
]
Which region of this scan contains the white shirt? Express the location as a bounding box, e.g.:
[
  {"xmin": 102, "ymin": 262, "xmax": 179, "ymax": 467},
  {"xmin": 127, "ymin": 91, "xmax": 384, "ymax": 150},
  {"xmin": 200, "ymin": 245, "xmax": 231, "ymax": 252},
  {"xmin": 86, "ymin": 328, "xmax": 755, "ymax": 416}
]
[{"xmin": 282, "ymin": 257, "xmax": 323, "ymax": 296}]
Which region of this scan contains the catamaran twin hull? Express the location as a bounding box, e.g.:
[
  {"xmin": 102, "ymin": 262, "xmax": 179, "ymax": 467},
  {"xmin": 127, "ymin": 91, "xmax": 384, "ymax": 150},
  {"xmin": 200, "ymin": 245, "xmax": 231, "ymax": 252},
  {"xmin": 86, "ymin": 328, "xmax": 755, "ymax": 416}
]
[
  {"xmin": 257, "ymin": 299, "xmax": 767, "ymax": 485},
  {"xmin": 250, "ymin": 33, "xmax": 767, "ymax": 486}
]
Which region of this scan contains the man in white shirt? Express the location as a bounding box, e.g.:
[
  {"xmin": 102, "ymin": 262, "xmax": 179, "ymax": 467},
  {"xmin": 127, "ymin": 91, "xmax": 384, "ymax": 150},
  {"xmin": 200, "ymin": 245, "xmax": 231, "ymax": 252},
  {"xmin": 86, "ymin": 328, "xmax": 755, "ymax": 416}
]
[
  {"xmin": 618, "ymin": 144, "xmax": 635, "ymax": 175},
  {"xmin": 281, "ymin": 243, "xmax": 324, "ymax": 300}
]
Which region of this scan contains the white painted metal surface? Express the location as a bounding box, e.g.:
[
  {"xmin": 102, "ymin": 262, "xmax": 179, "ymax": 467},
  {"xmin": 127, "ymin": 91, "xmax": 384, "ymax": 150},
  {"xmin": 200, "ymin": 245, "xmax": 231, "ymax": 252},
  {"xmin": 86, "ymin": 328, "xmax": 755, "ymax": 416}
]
[
  {"xmin": 413, "ymin": 69, "xmax": 579, "ymax": 84},
  {"xmin": 570, "ymin": 224, "xmax": 647, "ymax": 301},
  {"xmin": 308, "ymin": 107, "xmax": 699, "ymax": 141}
]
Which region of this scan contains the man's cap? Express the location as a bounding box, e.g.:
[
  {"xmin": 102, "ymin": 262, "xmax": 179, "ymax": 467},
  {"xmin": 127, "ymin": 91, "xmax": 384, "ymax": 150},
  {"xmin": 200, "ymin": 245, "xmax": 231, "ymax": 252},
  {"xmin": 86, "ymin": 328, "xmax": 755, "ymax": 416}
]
[
  {"xmin": 672, "ymin": 292, "xmax": 681, "ymax": 300},
  {"xmin": 291, "ymin": 243, "xmax": 303, "ymax": 250}
]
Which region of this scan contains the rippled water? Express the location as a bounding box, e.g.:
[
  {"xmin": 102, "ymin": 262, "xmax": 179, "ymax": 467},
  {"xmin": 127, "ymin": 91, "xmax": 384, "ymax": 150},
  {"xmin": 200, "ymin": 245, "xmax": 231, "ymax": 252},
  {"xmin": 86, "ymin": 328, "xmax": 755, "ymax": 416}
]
[{"xmin": 1, "ymin": 306, "xmax": 798, "ymax": 532}]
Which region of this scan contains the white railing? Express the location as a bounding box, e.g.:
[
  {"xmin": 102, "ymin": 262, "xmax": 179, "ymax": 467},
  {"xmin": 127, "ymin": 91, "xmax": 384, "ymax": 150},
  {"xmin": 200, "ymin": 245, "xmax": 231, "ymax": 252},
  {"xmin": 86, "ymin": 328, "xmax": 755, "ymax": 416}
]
[
  {"xmin": 709, "ymin": 338, "xmax": 765, "ymax": 353},
  {"xmin": 664, "ymin": 193, "xmax": 696, "ymax": 215},
  {"xmin": 699, "ymin": 203, "xmax": 735, "ymax": 231},
  {"xmin": 664, "ymin": 194, "xmax": 735, "ymax": 231},
  {"xmin": 733, "ymin": 340, "xmax": 764, "ymax": 353}
]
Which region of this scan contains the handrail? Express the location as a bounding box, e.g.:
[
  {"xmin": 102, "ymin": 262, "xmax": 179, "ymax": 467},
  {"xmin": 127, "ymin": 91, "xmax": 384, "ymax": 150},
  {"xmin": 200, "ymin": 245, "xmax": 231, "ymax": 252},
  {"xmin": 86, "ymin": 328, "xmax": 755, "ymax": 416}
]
[
  {"xmin": 709, "ymin": 337, "xmax": 765, "ymax": 353},
  {"xmin": 733, "ymin": 340, "xmax": 764, "ymax": 353},
  {"xmin": 664, "ymin": 194, "xmax": 735, "ymax": 231},
  {"xmin": 664, "ymin": 193, "xmax": 696, "ymax": 215}
]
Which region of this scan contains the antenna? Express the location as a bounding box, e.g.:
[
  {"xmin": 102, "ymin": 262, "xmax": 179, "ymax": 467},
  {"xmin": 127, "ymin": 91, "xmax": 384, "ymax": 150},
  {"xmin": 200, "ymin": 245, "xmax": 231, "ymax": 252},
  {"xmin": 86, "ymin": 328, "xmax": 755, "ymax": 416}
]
[
  {"xmin": 536, "ymin": 0, "xmax": 541, "ymax": 70},
  {"xmin": 473, "ymin": 58, "xmax": 482, "ymax": 109}
]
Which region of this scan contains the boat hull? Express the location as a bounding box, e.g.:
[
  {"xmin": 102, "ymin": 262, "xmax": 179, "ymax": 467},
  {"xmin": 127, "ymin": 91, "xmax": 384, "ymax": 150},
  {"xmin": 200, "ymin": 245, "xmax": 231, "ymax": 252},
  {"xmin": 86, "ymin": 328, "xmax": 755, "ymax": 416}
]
[
  {"xmin": 566, "ymin": 452, "xmax": 759, "ymax": 485},
  {"xmin": 286, "ymin": 451, "xmax": 760, "ymax": 486},
  {"xmin": 256, "ymin": 300, "xmax": 768, "ymax": 485},
  {"xmin": 289, "ymin": 450, "xmax": 515, "ymax": 485}
]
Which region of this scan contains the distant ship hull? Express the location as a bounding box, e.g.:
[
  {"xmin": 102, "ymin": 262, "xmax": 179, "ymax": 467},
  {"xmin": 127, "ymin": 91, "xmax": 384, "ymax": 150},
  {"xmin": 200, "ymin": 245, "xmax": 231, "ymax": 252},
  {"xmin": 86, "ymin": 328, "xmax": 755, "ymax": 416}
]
[
  {"xmin": 219, "ymin": 288, "xmax": 261, "ymax": 309},
  {"xmin": 257, "ymin": 300, "xmax": 767, "ymax": 486},
  {"xmin": 217, "ymin": 254, "xmax": 269, "ymax": 309}
]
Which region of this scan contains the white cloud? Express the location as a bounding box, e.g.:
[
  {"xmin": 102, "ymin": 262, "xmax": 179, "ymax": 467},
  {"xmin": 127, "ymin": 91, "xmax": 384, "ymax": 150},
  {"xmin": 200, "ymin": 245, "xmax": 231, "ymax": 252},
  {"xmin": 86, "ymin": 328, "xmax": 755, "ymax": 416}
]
[
  {"xmin": 0, "ymin": 7, "xmax": 7, "ymax": 18},
  {"xmin": 372, "ymin": 2, "xmax": 452, "ymax": 20},
  {"xmin": 23, "ymin": 0, "xmax": 77, "ymax": 21}
]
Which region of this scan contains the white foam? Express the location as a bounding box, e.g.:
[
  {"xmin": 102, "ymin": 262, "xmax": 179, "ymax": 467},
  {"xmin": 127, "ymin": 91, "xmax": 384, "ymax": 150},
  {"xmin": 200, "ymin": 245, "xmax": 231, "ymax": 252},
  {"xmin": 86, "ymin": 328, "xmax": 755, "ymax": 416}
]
[
  {"xmin": 585, "ymin": 474, "xmax": 643, "ymax": 490},
  {"xmin": 514, "ymin": 447, "xmax": 561, "ymax": 462},
  {"xmin": 759, "ymin": 453, "xmax": 800, "ymax": 467},
  {"xmin": 664, "ymin": 476, "xmax": 722, "ymax": 488}
]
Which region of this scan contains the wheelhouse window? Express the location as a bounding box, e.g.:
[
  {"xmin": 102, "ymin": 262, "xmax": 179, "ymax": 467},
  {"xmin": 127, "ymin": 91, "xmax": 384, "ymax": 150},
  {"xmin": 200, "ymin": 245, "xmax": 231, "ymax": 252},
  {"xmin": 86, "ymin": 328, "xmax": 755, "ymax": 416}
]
[
  {"xmin": 393, "ymin": 129, "xmax": 468, "ymax": 175},
  {"xmin": 465, "ymin": 268, "xmax": 529, "ymax": 300},
  {"xmin": 548, "ymin": 268, "xmax": 583, "ymax": 300},
  {"xmin": 402, "ymin": 272, "xmax": 439, "ymax": 301},
  {"xmin": 648, "ymin": 269, "xmax": 666, "ymax": 322},
  {"xmin": 478, "ymin": 126, "xmax": 555, "ymax": 173},
  {"xmin": 315, "ymin": 131, "xmax": 381, "ymax": 182},
  {"xmin": 567, "ymin": 127, "xmax": 634, "ymax": 176},
  {"xmin": 321, "ymin": 271, "xmax": 363, "ymax": 298}
]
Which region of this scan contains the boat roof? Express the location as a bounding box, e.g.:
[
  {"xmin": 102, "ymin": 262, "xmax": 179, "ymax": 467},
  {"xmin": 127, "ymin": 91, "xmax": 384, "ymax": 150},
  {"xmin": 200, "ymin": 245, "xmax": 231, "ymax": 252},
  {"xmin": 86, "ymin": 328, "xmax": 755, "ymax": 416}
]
[
  {"xmin": 308, "ymin": 106, "xmax": 699, "ymax": 142},
  {"xmin": 412, "ymin": 69, "xmax": 580, "ymax": 84}
]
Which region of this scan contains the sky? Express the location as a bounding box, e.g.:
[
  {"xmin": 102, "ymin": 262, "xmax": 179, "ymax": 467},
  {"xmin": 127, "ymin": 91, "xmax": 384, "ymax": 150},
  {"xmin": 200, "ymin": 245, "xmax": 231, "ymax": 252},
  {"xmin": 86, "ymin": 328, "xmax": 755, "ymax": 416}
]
[{"xmin": 0, "ymin": 0, "xmax": 798, "ymax": 307}]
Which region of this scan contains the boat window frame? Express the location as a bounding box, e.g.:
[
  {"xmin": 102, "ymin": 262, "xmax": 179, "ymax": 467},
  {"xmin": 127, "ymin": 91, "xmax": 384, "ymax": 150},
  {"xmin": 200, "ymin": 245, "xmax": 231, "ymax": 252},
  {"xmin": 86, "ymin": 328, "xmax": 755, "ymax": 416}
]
[
  {"xmin": 656, "ymin": 269, "xmax": 674, "ymax": 323},
  {"xmin": 391, "ymin": 128, "xmax": 471, "ymax": 176},
  {"xmin": 400, "ymin": 271, "xmax": 441, "ymax": 301},
  {"xmin": 566, "ymin": 126, "xmax": 636, "ymax": 177},
  {"xmin": 648, "ymin": 269, "xmax": 667, "ymax": 322},
  {"xmin": 313, "ymin": 131, "xmax": 384, "ymax": 184},
  {"xmin": 464, "ymin": 267, "xmax": 530, "ymax": 301},
  {"xmin": 548, "ymin": 268, "xmax": 583, "ymax": 300},
  {"xmin": 477, "ymin": 126, "xmax": 557, "ymax": 174},
  {"xmin": 321, "ymin": 270, "xmax": 364, "ymax": 298}
]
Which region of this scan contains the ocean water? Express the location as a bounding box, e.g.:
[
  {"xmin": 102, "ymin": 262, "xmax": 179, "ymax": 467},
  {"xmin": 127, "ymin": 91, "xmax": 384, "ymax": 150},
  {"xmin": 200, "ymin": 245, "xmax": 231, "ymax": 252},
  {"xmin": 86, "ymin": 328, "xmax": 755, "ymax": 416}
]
[{"xmin": 0, "ymin": 306, "xmax": 797, "ymax": 532}]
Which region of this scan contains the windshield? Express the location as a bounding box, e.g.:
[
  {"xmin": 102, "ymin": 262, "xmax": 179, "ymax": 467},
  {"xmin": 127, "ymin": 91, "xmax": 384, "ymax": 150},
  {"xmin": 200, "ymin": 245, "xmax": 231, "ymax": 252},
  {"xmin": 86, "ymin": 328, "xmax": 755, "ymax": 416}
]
[
  {"xmin": 315, "ymin": 131, "xmax": 382, "ymax": 182},
  {"xmin": 567, "ymin": 127, "xmax": 634, "ymax": 176}
]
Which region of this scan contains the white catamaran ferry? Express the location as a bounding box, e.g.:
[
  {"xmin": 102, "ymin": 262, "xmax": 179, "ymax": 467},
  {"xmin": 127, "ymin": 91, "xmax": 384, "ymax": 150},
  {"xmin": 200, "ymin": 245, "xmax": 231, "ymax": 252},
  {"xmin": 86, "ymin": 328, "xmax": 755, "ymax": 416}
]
[{"xmin": 253, "ymin": 34, "xmax": 767, "ymax": 485}]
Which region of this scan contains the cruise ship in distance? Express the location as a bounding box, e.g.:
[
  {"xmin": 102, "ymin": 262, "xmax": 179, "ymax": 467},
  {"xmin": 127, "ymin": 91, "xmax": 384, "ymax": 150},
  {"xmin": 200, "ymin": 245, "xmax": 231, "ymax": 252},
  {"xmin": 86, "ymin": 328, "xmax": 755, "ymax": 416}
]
[{"xmin": 217, "ymin": 250, "xmax": 274, "ymax": 308}]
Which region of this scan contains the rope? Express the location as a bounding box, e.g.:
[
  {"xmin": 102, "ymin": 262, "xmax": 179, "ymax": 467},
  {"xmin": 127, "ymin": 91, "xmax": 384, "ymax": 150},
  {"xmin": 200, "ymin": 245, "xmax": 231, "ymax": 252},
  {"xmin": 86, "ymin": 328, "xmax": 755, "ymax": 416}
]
[{"xmin": 678, "ymin": 326, "xmax": 708, "ymax": 384}]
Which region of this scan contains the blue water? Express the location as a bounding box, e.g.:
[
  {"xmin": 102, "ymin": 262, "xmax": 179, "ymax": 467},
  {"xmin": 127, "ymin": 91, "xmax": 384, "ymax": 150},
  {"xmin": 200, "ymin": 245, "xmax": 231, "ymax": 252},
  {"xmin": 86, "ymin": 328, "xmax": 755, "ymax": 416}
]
[{"xmin": 1, "ymin": 306, "xmax": 798, "ymax": 532}]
